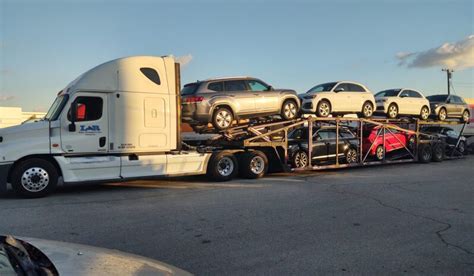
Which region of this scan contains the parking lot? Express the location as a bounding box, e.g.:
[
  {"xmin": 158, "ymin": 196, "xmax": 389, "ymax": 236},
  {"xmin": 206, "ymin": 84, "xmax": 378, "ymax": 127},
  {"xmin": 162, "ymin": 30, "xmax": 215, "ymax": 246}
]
[{"xmin": 1, "ymin": 156, "xmax": 473, "ymax": 275}]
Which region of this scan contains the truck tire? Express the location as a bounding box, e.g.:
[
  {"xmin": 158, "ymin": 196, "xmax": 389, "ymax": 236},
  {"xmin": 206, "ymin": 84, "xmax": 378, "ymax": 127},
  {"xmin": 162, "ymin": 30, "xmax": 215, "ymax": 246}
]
[
  {"xmin": 11, "ymin": 158, "xmax": 58, "ymax": 198},
  {"xmin": 207, "ymin": 151, "xmax": 238, "ymax": 181},
  {"xmin": 431, "ymin": 142, "xmax": 444, "ymax": 162},
  {"xmin": 418, "ymin": 144, "xmax": 432, "ymax": 163},
  {"xmin": 239, "ymin": 150, "xmax": 268, "ymax": 179}
]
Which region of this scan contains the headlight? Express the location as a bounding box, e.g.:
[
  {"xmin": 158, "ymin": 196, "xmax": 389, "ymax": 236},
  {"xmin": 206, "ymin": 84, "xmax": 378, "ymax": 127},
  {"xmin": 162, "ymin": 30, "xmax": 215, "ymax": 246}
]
[{"xmin": 304, "ymin": 94, "xmax": 317, "ymax": 100}]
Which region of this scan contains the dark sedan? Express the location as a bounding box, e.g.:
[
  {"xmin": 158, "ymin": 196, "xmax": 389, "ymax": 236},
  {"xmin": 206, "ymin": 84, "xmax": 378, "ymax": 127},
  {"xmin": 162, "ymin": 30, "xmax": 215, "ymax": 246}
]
[
  {"xmin": 288, "ymin": 125, "xmax": 359, "ymax": 168},
  {"xmin": 426, "ymin": 94, "xmax": 470, "ymax": 122},
  {"xmin": 421, "ymin": 126, "xmax": 468, "ymax": 155}
]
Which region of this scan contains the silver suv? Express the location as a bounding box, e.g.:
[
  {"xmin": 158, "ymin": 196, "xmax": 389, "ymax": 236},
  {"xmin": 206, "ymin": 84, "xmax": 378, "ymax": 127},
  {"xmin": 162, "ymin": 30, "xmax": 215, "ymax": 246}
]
[{"xmin": 181, "ymin": 77, "xmax": 300, "ymax": 130}]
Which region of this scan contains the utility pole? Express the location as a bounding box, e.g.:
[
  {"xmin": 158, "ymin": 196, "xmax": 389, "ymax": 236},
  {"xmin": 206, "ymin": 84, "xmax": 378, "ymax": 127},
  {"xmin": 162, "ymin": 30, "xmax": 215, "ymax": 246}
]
[{"xmin": 442, "ymin": 68, "xmax": 454, "ymax": 95}]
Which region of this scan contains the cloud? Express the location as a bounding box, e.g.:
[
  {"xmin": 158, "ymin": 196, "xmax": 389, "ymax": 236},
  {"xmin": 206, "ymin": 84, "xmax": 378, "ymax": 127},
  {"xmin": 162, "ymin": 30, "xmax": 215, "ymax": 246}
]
[
  {"xmin": 0, "ymin": 95, "xmax": 15, "ymax": 101},
  {"xmin": 175, "ymin": 54, "xmax": 193, "ymax": 67},
  {"xmin": 397, "ymin": 35, "xmax": 474, "ymax": 70}
]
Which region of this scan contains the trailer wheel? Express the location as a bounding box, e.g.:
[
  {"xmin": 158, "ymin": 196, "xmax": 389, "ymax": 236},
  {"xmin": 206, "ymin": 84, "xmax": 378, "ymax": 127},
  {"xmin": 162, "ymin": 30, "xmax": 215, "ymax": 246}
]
[
  {"xmin": 457, "ymin": 141, "xmax": 466, "ymax": 155},
  {"xmin": 418, "ymin": 144, "xmax": 432, "ymax": 163},
  {"xmin": 432, "ymin": 142, "xmax": 444, "ymax": 162},
  {"xmin": 239, "ymin": 151, "xmax": 268, "ymax": 179},
  {"xmin": 11, "ymin": 158, "xmax": 58, "ymax": 198},
  {"xmin": 207, "ymin": 152, "xmax": 238, "ymax": 181}
]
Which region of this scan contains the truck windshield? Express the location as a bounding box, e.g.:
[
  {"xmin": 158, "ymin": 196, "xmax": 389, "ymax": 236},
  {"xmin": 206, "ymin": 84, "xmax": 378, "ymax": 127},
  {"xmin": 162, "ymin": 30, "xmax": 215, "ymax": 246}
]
[{"xmin": 44, "ymin": 95, "xmax": 68, "ymax": 121}]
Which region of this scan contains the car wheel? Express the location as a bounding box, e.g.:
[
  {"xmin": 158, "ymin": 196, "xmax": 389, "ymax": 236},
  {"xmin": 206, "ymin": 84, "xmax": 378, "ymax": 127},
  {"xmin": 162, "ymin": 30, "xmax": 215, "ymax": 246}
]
[
  {"xmin": 281, "ymin": 100, "xmax": 298, "ymax": 120},
  {"xmin": 461, "ymin": 110, "xmax": 470, "ymax": 123},
  {"xmin": 11, "ymin": 158, "xmax": 58, "ymax": 198},
  {"xmin": 458, "ymin": 141, "xmax": 466, "ymax": 155},
  {"xmin": 207, "ymin": 151, "xmax": 238, "ymax": 181},
  {"xmin": 362, "ymin": 102, "xmax": 374, "ymax": 118},
  {"xmin": 387, "ymin": 104, "xmax": 398, "ymax": 119},
  {"xmin": 345, "ymin": 147, "xmax": 358, "ymax": 164},
  {"xmin": 212, "ymin": 107, "xmax": 234, "ymax": 130},
  {"xmin": 375, "ymin": 145, "xmax": 385, "ymax": 161},
  {"xmin": 432, "ymin": 142, "xmax": 444, "ymax": 162},
  {"xmin": 420, "ymin": 106, "xmax": 430, "ymax": 120},
  {"xmin": 408, "ymin": 136, "xmax": 416, "ymax": 152},
  {"xmin": 316, "ymin": 100, "xmax": 331, "ymax": 117},
  {"xmin": 239, "ymin": 151, "xmax": 268, "ymax": 179},
  {"xmin": 438, "ymin": 108, "xmax": 447, "ymax": 121},
  {"xmin": 418, "ymin": 143, "xmax": 432, "ymax": 163},
  {"xmin": 291, "ymin": 150, "xmax": 309, "ymax": 168}
]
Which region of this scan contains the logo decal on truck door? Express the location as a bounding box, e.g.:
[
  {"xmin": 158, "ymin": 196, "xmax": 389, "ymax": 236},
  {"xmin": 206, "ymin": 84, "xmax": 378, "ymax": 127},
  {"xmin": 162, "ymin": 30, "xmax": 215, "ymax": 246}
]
[{"xmin": 79, "ymin": 125, "xmax": 102, "ymax": 134}]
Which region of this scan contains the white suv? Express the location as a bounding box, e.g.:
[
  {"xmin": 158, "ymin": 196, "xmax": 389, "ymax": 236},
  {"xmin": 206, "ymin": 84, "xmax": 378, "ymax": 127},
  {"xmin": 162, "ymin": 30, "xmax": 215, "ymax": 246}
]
[
  {"xmin": 375, "ymin": 88, "xmax": 430, "ymax": 120},
  {"xmin": 300, "ymin": 81, "xmax": 376, "ymax": 118}
]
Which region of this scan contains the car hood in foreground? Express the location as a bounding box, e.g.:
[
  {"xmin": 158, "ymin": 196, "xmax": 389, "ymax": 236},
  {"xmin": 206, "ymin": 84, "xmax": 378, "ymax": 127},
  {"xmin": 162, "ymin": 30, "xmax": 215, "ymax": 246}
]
[{"xmin": 20, "ymin": 237, "xmax": 191, "ymax": 276}]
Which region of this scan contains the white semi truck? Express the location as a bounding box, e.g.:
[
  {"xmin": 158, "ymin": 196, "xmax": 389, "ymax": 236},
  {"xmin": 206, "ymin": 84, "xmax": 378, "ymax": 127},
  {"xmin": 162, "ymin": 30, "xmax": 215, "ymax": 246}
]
[
  {"xmin": 0, "ymin": 56, "xmax": 467, "ymax": 198},
  {"xmin": 0, "ymin": 56, "xmax": 256, "ymax": 197}
]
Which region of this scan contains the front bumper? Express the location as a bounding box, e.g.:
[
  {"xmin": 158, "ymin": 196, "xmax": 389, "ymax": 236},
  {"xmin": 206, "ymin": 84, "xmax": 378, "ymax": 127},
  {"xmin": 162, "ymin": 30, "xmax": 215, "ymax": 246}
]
[
  {"xmin": 0, "ymin": 162, "xmax": 12, "ymax": 193},
  {"xmin": 375, "ymin": 102, "xmax": 389, "ymax": 113},
  {"xmin": 300, "ymin": 99, "xmax": 316, "ymax": 113}
]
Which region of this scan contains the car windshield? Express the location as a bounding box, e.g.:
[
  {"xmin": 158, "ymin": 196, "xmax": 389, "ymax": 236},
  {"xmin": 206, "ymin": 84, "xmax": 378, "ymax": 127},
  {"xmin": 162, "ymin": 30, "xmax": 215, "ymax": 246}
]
[
  {"xmin": 306, "ymin": 82, "xmax": 337, "ymax": 93},
  {"xmin": 181, "ymin": 83, "xmax": 200, "ymax": 96},
  {"xmin": 44, "ymin": 95, "xmax": 68, "ymax": 121},
  {"xmin": 375, "ymin": 89, "xmax": 401, "ymax": 98},
  {"xmin": 426, "ymin": 95, "xmax": 448, "ymax": 102}
]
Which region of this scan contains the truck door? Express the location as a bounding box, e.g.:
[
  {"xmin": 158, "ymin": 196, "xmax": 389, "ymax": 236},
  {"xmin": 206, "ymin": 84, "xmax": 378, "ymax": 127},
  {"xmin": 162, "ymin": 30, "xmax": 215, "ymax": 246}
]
[
  {"xmin": 61, "ymin": 93, "xmax": 109, "ymax": 153},
  {"xmin": 59, "ymin": 92, "xmax": 120, "ymax": 181}
]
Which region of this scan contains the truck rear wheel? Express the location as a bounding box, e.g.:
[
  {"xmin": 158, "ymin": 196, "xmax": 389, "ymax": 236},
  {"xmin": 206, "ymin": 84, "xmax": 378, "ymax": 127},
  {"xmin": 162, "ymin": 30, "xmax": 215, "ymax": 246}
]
[
  {"xmin": 11, "ymin": 158, "xmax": 58, "ymax": 198},
  {"xmin": 239, "ymin": 150, "xmax": 268, "ymax": 179},
  {"xmin": 418, "ymin": 144, "xmax": 432, "ymax": 163},
  {"xmin": 207, "ymin": 152, "xmax": 238, "ymax": 181}
]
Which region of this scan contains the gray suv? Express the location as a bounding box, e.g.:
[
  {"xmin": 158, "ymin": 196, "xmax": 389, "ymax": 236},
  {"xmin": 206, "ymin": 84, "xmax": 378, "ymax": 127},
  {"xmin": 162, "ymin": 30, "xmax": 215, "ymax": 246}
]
[{"xmin": 181, "ymin": 77, "xmax": 300, "ymax": 130}]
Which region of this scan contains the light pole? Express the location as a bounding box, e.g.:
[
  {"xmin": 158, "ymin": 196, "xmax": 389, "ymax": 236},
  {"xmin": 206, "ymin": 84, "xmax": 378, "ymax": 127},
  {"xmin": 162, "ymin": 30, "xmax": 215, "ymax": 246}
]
[{"xmin": 442, "ymin": 68, "xmax": 454, "ymax": 95}]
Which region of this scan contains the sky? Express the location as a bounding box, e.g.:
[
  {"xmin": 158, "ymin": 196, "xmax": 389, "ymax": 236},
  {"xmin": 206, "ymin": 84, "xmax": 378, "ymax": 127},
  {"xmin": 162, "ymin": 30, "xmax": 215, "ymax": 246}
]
[{"xmin": 0, "ymin": 0, "xmax": 473, "ymax": 112}]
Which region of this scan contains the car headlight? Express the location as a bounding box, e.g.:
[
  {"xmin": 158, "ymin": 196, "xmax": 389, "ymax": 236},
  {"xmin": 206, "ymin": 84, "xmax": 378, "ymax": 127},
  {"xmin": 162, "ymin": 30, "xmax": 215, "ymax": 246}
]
[{"xmin": 304, "ymin": 94, "xmax": 317, "ymax": 100}]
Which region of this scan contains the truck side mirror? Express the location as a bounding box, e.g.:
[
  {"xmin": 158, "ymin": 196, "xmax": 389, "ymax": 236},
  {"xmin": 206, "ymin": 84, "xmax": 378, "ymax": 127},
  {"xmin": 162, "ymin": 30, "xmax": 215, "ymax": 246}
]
[{"xmin": 68, "ymin": 102, "xmax": 77, "ymax": 132}]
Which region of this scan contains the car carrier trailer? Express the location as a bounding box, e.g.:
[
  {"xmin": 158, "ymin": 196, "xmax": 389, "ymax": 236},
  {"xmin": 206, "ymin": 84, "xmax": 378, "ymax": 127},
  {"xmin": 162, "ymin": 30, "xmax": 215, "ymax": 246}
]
[{"xmin": 0, "ymin": 56, "xmax": 468, "ymax": 198}]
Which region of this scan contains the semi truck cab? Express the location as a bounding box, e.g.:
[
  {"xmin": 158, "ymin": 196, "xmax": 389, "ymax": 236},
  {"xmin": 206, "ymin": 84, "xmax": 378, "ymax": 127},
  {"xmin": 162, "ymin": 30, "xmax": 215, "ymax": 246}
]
[{"xmin": 0, "ymin": 56, "xmax": 215, "ymax": 197}]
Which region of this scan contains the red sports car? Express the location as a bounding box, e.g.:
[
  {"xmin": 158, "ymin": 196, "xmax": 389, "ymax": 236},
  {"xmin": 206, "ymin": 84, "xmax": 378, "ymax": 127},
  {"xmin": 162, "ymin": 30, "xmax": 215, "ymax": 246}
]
[{"xmin": 362, "ymin": 125, "xmax": 415, "ymax": 160}]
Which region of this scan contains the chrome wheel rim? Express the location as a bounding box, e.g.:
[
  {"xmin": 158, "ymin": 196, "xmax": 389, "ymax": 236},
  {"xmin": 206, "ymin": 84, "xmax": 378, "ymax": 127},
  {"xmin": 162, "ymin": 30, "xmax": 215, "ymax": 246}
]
[
  {"xmin": 217, "ymin": 157, "xmax": 234, "ymax": 176},
  {"xmin": 439, "ymin": 109, "xmax": 446, "ymax": 120},
  {"xmin": 21, "ymin": 167, "xmax": 49, "ymax": 192},
  {"xmin": 346, "ymin": 149, "xmax": 357, "ymax": 163},
  {"xmin": 294, "ymin": 152, "xmax": 308, "ymax": 168},
  {"xmin": 250, "ymin": 156, "xmax": 265, "ymax": 174},
  {"xmin": 284, "ymin": 102, "xmax": 297, "ymax": 119},
  {"xmin": 215, "ymin": 110, "xmax": 232, "ymax": 129},
  {"xmin": 388, "ymin": 105, "xmax": 397, "ymax": 118},
  {"xmin": 318, "ymin": 102, "xmax": 330, "ymax": 117},
  {"xmin": 363, "ymin": 103, "xmax": 373, "ymax": 117},
  {"xmin": 421, "ymin": 107, "xmax": 429, "ymax": 120},
  {"xmin": 376, "ymin": 146, "xmax": 384, "ymax": 160}
]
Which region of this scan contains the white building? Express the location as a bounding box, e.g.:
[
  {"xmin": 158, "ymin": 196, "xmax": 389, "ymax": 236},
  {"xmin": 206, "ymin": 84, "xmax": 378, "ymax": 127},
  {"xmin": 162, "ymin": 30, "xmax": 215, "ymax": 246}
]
[{"xmin": 0, "ymin": 107, "xmax": 46, "ymax": 128}]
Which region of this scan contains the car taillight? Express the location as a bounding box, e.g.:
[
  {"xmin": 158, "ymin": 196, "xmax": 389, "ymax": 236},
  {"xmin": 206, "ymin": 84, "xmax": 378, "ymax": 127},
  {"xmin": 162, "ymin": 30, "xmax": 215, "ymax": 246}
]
[{"xmin": 185, "ymin": 96, "xmax": 204, "ymax": 103}]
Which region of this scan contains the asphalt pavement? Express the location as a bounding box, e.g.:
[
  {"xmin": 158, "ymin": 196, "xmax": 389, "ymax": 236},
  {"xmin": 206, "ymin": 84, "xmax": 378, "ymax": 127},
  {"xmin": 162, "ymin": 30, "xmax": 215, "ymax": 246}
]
[{"xmin": 1, "ymin": 156, "xmax": 473, "ymax": 275}]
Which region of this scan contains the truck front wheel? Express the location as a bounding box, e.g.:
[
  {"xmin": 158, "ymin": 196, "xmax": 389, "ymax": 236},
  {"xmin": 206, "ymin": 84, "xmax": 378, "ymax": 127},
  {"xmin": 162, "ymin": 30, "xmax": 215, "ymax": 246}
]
[
  {"xmin": 11, "ymin": 158, "xmax": 58, "ymax": 198},
  {"xmin": 207, "ymin": 152, "xmax": 238, "ymax": 181},
  {"xmin": 239, "ymin": 150, "xmax": 268, "ymax": 179}
]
